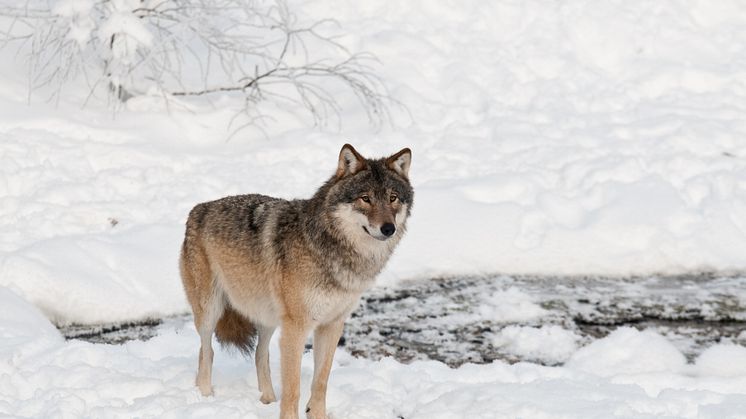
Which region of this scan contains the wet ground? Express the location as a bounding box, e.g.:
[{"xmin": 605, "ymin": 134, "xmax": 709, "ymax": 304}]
[{"xmin": 59, "ymin": 275, "xmax": 746, "ymax": 367}]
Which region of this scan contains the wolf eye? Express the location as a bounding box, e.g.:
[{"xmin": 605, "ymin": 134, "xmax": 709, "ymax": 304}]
[
  {"xmin": 360, "ymin": 195, "xmax": 371, "ymax": 203},
  {"xmin": 390, "ymin": 194, "xmax": 398, "ymax": 203}
]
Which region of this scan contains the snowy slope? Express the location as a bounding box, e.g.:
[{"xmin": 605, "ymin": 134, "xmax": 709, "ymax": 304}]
[
  {"xmin": 2, "ymin": 0, "xmax": 746, "ymax": 324},
  {"xmin": 296, "ymin": 0, "xmax": 746, "ymax": 277}
]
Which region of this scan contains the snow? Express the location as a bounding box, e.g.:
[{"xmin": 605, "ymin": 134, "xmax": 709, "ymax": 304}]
[
  {"xmin": 100, "ymin": 9, "xmax": 154, "ymax": 59},
  {"xmin": 2, "ymin": 224, "xmax": 186, "ymax": 324},
  {"xmin": 566, "ymin": 328, "xmax": 688, "ymax": 378},
  {"xmin": 2, "ymin": 0, "xmax": 746, "ymax": 416},
  {"xmin": 0, "ymin": 288, "xmax": 61, "ymax": 358},
  {"xmin": 491, "ymin": 325, "xmax": 581, "ymax": 365},
  {"xmin": 479, "ymin": 287, "xmax": 547, "ymax": 323},
  {"xmin": 2, "ymin": 0, "xmax": 746, "ymax": 324},
  {"xmin": 695, "ymin": 344, "xmax": 746, "ymax": 377},
  {"xmin": 53, "ymin": 0, "xmax": 95, "ymax": 45},
  {"xmin": 2, "ymin": 291, "xmax": 746, "ymax": 418}
]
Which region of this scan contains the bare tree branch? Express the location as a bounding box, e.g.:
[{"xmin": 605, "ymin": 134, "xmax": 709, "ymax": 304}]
[{"xmin": 0, "ymin": 0, "xmax": 398, "ymax": 130}]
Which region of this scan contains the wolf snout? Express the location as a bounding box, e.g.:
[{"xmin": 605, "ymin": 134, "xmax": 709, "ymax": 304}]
[{"xmin": 380, "ymin": 223, "xmax": 396, "ymax": 237}]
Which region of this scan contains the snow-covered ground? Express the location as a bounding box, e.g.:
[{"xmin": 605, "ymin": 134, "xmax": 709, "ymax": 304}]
[
  {"xmin": 4, "ymin": 287, "xmax": 746, "ymax": 418},
  {"xmin": 2, "ymin": 0, "xmax": 746, "ymax": 417},
  {"xmin": 3, "ymin": 0, "xmax": 746, "ymax": 325}
]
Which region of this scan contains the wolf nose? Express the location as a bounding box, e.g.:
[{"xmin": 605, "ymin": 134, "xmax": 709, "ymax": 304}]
[{"xmin": 380, "ymin": 223, "xmax": 396, "ymax": 237}]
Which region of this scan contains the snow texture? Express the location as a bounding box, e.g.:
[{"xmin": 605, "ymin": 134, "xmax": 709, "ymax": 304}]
[
  {"xmin": 2, "ymin": 0, "xmax": 746, "ymax": 416},
  {"xmin": 341, "ymin": 275, "xmax": 746, "ymax": 367},
  {"xmin": 566, "ymin": 327, "xmax": 688, "ymax": 378},
  {"xmin": 491, "ymin": 325, "xmax": 581, "ymax": 365},
  {"xmin": 479, "ymin": 287, "xmax": 548, "ymax": 323},
  {"xmin": 3, "ymin": 290, "xmax": 746, "ymax": 418},
  {"xmin": 3, "ymin": 0, "xmax": 746, "ymax": 325}
]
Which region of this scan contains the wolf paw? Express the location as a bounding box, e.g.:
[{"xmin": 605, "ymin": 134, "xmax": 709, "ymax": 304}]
[
  {"xmin": 305, "ymin": 406, "xmax": 328, "ymax": 419},
  {"xmin": 260, "ymin": 392, "xmax": 277, "ymax": 404}
]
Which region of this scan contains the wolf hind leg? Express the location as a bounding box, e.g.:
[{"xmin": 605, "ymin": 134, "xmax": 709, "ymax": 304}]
[
  {"xmin": 256, "ymin": 325, "xmax": 277, "ymax": 404},
  {"xmin": 195, "ymin": 283, "xmax": 226, "ymax": 396}
]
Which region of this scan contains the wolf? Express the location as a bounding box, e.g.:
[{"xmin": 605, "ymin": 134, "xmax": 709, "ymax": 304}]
[{"xmin": 179, "ymin": 144, "xmax": 413, "ymax": 419}]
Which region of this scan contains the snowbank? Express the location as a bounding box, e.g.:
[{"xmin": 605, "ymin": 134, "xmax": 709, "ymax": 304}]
[
  {"xmin": 2, "ymin": 291, "xmax": 746, "ymax": 418},
  {"xmin": 695, "ymin": 344, "xmax": 746, "ymax": 377},
  {"xmin": 566, "ymin": 327, "xmax": 687, "ymax": 377}
]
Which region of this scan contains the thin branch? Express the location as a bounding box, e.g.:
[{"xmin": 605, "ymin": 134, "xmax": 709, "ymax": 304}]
[{"xmin": 0, "ymin": 0, "xmax": 398, "ymax": 130}]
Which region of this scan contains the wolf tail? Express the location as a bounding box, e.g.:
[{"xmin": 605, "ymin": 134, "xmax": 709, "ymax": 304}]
[{"xmin": 215, "ymin": 304, "xmax": 257, "ymax": 355}]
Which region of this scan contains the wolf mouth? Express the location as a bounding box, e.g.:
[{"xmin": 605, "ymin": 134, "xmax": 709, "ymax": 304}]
[{"xmin": 362, "ymin": 225, "xmax": 389, "ymax": 241}]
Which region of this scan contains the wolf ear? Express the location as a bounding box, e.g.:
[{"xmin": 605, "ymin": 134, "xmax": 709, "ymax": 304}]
[
  {"xmin": 386, "ymin": 147, "xmax": 411, "ymax": 179},
  {"xmin": 336, "ymin": 144, "xmax": 367, "ymax": 178}
]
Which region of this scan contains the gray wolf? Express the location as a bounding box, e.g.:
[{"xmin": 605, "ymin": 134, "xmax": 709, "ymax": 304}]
[{"xmin": 179, "ymin": 144, "xmax": 413, "ymax": 419}]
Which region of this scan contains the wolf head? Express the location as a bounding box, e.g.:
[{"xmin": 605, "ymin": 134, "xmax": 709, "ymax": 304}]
[{"xmin": 325, "ymin": 144, "xmax": 413, "ymax": 244}]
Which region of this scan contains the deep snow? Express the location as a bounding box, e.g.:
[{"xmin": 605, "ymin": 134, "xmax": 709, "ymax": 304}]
[
  {"xmin": 2, "ymin": 0, "xmax": 746, "ymax": 417},
  {"xmin": 2, "ymin": 0, "xmax": 746, "ymax": 325}
]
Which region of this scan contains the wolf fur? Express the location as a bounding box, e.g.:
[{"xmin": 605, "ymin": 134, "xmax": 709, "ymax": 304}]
[{"xmin": 179, "ymin": 144, "xmax": 413, "ymax": 419}]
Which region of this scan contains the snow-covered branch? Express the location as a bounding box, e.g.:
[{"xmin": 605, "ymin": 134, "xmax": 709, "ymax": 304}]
[{"xmin": 0, "ymin": 0, "xmax": 393, "ymax": 128}]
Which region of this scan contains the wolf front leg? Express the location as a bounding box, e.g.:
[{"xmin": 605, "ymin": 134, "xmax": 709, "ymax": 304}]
[
  {"xmin": 279, "ymin": 318, "xmax": 310, "ymax": 419},
  {"xmin": 306, "ymin": 319, "xmax": 345, "ymax": 419}
]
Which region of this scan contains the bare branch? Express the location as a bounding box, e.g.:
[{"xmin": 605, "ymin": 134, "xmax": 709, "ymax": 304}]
[{"xmin": 0, "ymin": 0, "xmax": 398, "ymax": 131}]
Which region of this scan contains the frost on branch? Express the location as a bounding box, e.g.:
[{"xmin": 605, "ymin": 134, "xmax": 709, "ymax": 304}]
[{"xmin": 0, "ymin": 0, "xmax": 393, "ymax": 128}]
